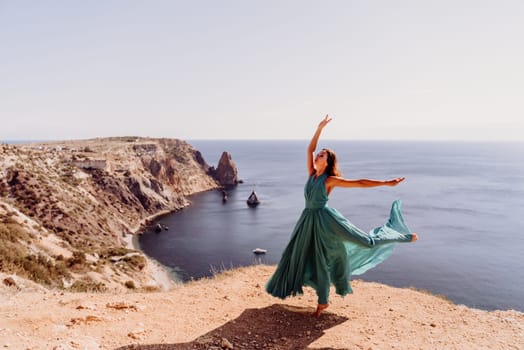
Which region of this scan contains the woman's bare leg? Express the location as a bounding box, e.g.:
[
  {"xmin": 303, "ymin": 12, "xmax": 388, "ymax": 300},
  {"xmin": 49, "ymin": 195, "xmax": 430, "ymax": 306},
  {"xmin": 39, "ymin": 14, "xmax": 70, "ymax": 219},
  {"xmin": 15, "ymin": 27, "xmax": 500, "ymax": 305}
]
[{"xmin": 312, "ymin": 303, "xmax": 329, "ymax": 317}]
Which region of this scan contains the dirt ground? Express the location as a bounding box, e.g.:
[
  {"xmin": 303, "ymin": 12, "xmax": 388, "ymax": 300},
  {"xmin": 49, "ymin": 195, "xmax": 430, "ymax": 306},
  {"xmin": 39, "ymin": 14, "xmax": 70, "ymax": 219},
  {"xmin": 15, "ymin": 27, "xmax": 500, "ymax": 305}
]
[{"xmin": 1, "ymin": 265, "xmax": 523, "ymax": 350}]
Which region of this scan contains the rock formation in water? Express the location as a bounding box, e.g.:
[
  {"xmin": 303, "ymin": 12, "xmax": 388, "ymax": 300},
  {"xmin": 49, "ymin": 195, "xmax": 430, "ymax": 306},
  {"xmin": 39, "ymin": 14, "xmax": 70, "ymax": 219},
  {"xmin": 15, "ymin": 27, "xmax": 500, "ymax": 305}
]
[
  {"xmin": 212, "ymin": 151, "xmax": 239, "ymax": 187},
  {"xmin": 0, "ymin": 137, "xmax": 222, "ymax": 291}
]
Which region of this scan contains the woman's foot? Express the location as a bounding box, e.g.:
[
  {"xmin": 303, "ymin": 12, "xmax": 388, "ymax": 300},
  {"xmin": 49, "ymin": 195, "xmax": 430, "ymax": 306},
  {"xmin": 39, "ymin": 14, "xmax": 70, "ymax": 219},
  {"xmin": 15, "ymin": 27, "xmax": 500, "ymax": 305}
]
[
  {"xmin": 411, "ymin": 233, "xmax": 418, "ymax": 242},
  {"xmin": 312, "ymin": 303, "xmax": 329, "ymax": 317}
]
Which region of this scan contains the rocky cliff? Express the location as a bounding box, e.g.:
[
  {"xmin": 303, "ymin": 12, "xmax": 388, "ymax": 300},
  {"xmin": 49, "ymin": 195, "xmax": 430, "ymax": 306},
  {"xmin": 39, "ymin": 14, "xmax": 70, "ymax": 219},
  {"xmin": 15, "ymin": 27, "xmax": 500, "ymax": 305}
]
[{"xmin": 0, "ymin": 137, "xmax": 227, "ymax": 291}]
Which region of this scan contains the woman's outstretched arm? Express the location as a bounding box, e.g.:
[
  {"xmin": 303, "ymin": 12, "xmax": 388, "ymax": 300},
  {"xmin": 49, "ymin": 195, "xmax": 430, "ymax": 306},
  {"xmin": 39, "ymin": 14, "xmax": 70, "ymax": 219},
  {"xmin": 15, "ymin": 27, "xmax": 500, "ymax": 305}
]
[
  {"xmin": 325, "ymin": 176, "xmax": 405, "ymax": 193},
  {"xmin": 307, "ymin": 115, "xmax": 332, "ymax": 175}
]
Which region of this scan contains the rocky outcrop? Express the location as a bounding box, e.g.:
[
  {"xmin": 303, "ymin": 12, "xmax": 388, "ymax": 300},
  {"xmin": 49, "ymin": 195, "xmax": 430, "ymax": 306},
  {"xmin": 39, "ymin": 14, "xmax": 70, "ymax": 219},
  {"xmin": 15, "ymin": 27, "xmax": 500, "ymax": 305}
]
[
  {"xmin": 0, "ymin": 137, "xmax": 221, "ymax": 291},
  {"xmin": 213, "ymin": 151, "xmax": 239, "ymax": 187}
]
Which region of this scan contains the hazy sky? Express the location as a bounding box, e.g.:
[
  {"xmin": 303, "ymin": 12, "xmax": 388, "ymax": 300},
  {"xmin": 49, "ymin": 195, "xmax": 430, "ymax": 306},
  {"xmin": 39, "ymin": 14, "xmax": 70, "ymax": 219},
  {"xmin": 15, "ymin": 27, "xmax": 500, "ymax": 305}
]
[{"xmin": 1, "ymin": 1, "xmax": 523, "ymax": 141}]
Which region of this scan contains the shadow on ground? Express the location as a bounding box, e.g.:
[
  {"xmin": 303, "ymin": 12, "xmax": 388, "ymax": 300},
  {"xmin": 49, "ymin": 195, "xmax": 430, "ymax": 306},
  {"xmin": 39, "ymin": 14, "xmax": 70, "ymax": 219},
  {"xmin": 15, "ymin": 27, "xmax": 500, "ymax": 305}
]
[{"xmin": 115, "ymin": 303, "xmax": 348, "ymax": 350}]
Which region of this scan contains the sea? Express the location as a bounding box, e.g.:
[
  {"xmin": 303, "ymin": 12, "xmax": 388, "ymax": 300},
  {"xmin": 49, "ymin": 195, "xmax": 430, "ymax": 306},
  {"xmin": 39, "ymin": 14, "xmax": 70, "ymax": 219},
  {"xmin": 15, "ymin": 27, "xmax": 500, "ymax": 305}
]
[{"xmin": 134, "ymin": 140, "xmax": 523, "ymax": 312}]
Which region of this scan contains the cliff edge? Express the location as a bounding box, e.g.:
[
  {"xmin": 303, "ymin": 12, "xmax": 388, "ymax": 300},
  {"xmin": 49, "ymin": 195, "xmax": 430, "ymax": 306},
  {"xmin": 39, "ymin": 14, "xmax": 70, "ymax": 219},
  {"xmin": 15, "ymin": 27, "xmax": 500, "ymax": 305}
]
[{"xmin": 0, "ymin": 265, "xmax": 522, "ymax": 349}]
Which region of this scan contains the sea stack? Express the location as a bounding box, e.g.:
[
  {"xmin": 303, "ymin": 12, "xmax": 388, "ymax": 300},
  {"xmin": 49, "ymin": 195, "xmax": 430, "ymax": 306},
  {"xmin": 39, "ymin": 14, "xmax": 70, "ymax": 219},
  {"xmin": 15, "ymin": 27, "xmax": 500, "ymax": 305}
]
[{"xmin": 214, "ymin": 151, "xmax": 239, "ymax": 187}]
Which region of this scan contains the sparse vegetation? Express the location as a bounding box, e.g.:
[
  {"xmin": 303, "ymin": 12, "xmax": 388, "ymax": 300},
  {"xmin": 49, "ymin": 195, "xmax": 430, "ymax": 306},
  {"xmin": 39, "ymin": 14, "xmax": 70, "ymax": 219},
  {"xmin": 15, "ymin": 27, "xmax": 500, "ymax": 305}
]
[
  {"xmin": 123, "ymin": 254, "xmax": 146, "ymax": 271},
  {"xmin": 0, "ymin": 222, "xmax": 71, "ymax": 287},
  {"xmin": 141, "ymin": 285, "xmax": 161, "ymax": 292},
  {"xmin": 124, "ymin": 280, "xmax": 136, "ymax": 289},
  {"xmin": 99, "ymin": 247, "xmax": 136, "ymax": 258},
  {"xmin": 66, "ymin": 251, "xmax": 88, "ymax": 272},
  {"xmin": 68, "ymin": 279, "xmax": 107, "ymax": 292},
  {"xmin": 0, "ymin": 221, "xmax": 33, "ymax": 244},
  {"xmin": 21, "ymin": 254, "xmax": 70, "ymax": 286}
]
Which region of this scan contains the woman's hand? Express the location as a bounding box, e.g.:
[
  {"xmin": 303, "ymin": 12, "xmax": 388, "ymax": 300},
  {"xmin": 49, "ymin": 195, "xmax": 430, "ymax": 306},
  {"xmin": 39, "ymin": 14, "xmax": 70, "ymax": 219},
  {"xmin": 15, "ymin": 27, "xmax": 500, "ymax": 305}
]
[
  {"xmin": 318, "ymin": 114, "xmax": 332, "ymax": 129},
  {"xmin": 386, "ymin": 177, "xmax": 405, "ymax": 186}
]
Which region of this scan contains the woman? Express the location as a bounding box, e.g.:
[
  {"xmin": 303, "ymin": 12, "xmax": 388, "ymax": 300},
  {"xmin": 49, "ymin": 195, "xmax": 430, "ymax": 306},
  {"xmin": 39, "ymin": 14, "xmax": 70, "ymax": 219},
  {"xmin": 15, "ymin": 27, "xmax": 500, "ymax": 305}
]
[{"xmin": 266, "ymin": 115, "xmax": 418, "ymax": 317}]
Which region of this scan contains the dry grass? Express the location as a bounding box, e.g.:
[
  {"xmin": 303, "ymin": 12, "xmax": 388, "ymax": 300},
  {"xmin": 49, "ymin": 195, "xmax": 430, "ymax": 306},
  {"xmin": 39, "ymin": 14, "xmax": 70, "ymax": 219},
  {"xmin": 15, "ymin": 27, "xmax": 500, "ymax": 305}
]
[
  {"xmin": 0, "ymin": 221, "xmax": 72, "ymax": 287},
  {"xmin": 68, "ymin": 279, "xmax": 107, "ymax": 292}
]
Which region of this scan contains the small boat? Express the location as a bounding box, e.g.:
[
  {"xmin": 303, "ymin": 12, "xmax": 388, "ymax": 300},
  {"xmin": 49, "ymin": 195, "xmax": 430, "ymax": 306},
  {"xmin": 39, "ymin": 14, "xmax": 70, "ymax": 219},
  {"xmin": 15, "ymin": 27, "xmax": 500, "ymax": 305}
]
[
  {"xmin": 252, "ymin": 248, "xmax": 267, "ymax": 254},
  {"xmin": 247, "ymin": 190, "xmax": 260, "ymax": 207}
]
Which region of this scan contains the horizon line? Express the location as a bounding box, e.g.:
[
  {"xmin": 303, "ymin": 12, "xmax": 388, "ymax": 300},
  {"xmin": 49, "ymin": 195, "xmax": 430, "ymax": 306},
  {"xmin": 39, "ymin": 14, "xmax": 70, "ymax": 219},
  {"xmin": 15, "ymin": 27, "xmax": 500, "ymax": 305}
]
[{"xmin": 3, "ymin": 137, "xmax": 523, "ymax": 144}]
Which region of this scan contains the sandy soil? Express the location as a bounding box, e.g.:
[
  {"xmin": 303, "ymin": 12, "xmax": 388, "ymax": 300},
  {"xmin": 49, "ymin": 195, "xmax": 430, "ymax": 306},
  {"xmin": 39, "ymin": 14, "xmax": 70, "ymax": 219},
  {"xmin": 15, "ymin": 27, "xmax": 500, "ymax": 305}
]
[{"xmin": 1, "ymin": 265, "xmax": 522, "ymax": 350}]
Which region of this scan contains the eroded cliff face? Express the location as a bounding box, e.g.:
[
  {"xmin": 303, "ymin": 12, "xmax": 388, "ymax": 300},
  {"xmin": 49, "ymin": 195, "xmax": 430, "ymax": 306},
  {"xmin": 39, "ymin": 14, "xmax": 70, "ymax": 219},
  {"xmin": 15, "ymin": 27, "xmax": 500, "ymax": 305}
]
[{"xmin": 0, "ymin": 137, "xmax": 221, "ymax": 291}]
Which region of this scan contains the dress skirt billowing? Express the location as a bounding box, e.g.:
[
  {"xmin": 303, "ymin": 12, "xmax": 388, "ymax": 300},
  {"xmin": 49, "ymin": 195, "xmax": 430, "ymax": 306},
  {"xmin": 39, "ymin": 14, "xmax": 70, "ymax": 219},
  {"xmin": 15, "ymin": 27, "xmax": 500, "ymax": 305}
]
[{"xmin": 266, "ymin": 173, "xmax": 413, "ymax": 304}]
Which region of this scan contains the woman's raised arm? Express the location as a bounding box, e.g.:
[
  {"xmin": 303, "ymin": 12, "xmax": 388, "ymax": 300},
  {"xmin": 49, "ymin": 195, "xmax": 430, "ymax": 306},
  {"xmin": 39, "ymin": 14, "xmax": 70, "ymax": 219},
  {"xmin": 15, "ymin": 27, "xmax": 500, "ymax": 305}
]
[{"xmin": 307, "ymin": 115, "xmax": 332, "ymax": 175}]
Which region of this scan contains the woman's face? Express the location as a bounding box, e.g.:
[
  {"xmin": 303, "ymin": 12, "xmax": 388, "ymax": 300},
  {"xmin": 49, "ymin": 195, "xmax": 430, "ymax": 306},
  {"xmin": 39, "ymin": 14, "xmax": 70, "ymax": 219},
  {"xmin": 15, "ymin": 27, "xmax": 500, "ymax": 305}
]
[{"xmin": 314, "ymin": 150, "xmax": 328, "ymax": 169}]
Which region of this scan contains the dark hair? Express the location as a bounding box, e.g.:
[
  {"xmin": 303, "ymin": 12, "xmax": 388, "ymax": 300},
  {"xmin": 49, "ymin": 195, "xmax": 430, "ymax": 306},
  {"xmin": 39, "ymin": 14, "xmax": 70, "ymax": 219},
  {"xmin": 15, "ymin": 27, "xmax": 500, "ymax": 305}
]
[{"xmin": 323, "ymin": 148, "xmax": 341, "ymax": 177}]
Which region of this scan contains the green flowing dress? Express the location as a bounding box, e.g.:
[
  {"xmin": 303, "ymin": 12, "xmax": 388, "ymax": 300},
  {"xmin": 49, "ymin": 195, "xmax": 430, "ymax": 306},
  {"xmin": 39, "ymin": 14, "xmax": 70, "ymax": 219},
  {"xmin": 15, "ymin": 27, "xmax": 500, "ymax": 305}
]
[{"xmin": 266, "ymin": 173, "xmax": 413, "ymax": 304}]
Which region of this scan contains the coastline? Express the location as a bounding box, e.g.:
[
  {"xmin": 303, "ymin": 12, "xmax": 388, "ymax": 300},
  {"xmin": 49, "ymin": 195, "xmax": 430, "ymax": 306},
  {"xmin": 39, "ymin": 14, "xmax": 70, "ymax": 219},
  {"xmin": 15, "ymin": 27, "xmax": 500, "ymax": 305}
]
[
  {"xmin": 1, "ymin": 137, "xmax": 222, "ymax": 291},
  {"xmin": 123, "ymin": 208, "xmax": 186, "ymax": 289}
]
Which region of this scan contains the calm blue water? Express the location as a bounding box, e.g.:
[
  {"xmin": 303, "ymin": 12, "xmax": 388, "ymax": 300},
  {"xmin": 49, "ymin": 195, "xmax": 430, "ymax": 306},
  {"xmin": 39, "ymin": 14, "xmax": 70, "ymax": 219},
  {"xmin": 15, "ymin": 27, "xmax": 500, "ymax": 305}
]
[{"xmin": 138, "ymin": 140, "xmax": 524, "ymax": 312}]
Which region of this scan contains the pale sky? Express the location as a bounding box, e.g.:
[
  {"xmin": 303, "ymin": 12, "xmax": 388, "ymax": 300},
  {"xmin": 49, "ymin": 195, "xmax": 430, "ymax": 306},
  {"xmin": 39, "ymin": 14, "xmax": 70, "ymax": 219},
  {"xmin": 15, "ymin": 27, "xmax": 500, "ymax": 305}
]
[{"xmin": 1, "ymin": 1, "xmax": 523, "ymax": 141}]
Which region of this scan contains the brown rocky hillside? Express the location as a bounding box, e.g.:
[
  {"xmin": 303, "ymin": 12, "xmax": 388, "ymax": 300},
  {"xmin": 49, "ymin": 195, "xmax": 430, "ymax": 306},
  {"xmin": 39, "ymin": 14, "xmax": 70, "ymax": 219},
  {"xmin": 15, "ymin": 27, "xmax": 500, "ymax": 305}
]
[{"xmin": 0, "ymin": 137, "xmax": 222, "ymax": 292}]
